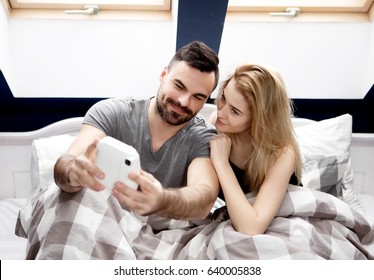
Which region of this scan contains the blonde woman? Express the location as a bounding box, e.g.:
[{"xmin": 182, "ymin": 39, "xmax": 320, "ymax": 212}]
[{"xmin": 209, "ymin": 64, "xmax": 302, "ymax": 236}]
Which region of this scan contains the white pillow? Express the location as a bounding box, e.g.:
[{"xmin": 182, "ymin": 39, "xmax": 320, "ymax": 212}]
[
  {"xmin": 294, "ymin": 114, "xmax": 364, "ymax": 213},
  {"xmin": 294, "ymin": 114, "xmax": 352, "ymax": 156},
  {"xmin": 31, "ymin": 134, "xmax": 76, "ymax": 195}
]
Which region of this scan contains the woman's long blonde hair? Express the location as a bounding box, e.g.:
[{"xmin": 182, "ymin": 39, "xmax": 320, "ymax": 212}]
[{"xmin": 219, "ymin": 64, "xmax": 301, "ymax": 193}]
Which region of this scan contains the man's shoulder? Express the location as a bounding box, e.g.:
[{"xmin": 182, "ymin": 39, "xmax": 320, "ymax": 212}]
[
  {"xmin": 186, "ymin": 116, "xmax": 217, "ymax": 136},
  {"xmin": 95, "ymin": 97, "xmax": 148, "ymax": 111},
  {"xmin": 102, "ymin": 97, "xmax": 147, "ymax": 105}
]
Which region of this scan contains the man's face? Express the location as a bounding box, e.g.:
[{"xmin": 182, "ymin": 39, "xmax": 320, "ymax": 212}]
[{"xmin": 156, "ymin": 61, "xmax": 216, "ymax": 125}]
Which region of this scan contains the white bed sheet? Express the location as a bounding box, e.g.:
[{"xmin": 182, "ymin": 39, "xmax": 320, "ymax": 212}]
[
  {"xmin": 1, "ymin": 195, "xmax": 373, "ymax": 260},
  {"xmin": 0, "ymin": 198, "xmax": 27, "ymax": 260},
  {"xmin": 358, "ymin": 194, "xmax": 374, "ymax": 225}
]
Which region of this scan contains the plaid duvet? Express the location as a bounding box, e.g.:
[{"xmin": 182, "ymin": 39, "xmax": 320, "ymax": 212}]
[{"xmin": 16, "ymin": 184, "xmax": 374, "ymax": 260}]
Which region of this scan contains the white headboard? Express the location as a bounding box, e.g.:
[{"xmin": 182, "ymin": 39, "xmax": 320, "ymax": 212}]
[
  {"xmin": 1, "ymin": 106, "xmax": 374, "ymax": 200},
  {"xmin": 0, "ymin": 117, "xmax": 83, "ymax": 199}
]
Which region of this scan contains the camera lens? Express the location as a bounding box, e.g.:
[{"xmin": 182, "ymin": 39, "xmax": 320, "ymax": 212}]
[{"xmin": 125, "ymin": 159, "xmax": 131, "ymax": 166}]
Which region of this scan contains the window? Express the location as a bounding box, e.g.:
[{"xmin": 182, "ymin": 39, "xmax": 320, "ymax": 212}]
[
  {"xmin": 2, "ymin": 0, "xmax": 172, "ymax": 19},
  {"xmin": 227, "ymin": 0, "xmax": 374, "ymax": 21},
  {"xmin": 7, "ymin": 0, "xmax": 170, "ymax": 10},
  {"xmin": 2, "ymin": 0, "xmax": 374, "ymax": 21}
]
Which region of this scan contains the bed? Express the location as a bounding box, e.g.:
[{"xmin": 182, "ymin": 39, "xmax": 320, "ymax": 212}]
[{"xmin": 1, "ymin": 103, "xmax": 373, "ymax": 260}]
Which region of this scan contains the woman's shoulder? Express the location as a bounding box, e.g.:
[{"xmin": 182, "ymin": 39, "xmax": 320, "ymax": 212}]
[
  {"xmin": 207, "ymin": 109, "xmax": 217, "ymax": 126},
  {"xmin": 273, "ymin": 145, "xmax": 297, "ymax": 170}
]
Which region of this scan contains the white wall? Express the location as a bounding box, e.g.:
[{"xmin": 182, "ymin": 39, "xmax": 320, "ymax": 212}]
[
  {"xmin": 1, "ymin": 4, "xmax": 373, "ymax": 100},
  {"xmin": 1, "ymin": 8, "xmax": 176, "ymax": 98},
  {"xmin": 0, "ymin": 3, "xmax": 12, "ymax": 85},
  {"xmin": 365, "ymin": 20, "xmax": 374, "ymax": 95},
  {"xmin": 218, "ymin": 21, "xmax": 372, "ymax": 99},
  {"xmin": 0, "ymin": 4, "xmax": 6, "ymax": 63}
]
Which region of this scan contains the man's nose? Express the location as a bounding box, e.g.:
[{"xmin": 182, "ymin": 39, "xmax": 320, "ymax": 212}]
[{"xmin": 178, "ymin": 95, "xmax": 190, "ymax": 107}]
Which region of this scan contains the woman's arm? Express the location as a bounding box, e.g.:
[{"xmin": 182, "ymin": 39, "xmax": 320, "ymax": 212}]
[
  {"xmin": 210, "ymin": 133, "xmax": 296, "ymax": 236},
  {"xmin": 217, "ymin": 147, "xmax": 296, "ymax": 236}
]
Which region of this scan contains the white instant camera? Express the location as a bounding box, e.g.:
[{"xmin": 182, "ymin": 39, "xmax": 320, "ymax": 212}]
[{"xmin": 96, "ymin": 136, "xmax": 141, "ymax": 190}]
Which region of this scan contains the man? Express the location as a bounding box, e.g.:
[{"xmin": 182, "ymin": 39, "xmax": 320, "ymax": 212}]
[{"xmin": 54, "ymin": 41, "xmax": 220, "ymax": 220}]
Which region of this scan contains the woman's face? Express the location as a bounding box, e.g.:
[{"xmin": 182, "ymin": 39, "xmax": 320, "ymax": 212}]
[{"xmin": 215, "ymin": 78, "xmax": 252, "ymax": 135}]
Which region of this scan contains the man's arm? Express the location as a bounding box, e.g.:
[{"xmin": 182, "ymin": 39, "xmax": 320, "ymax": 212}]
[
  {"xmin": 159, "ymin": 157, "xmax": 220, "ymax": 219},
  {"xmin": 113, "ymin": 157, "xmax": 220, "ymax": 220},
  {"xmin": 54, "ymin": 124, "xmax": 107, "ymax": 193}
]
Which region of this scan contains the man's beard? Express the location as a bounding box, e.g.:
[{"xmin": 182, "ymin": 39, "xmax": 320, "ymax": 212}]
[{"xmin": 156, "ymin": 95, "xmax": 195, "ymax": 125}]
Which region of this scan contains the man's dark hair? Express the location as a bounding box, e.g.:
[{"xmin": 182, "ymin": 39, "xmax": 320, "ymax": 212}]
[{"xmin": 169, "ymin": 41, "xmax": 220, "ymax": 91}]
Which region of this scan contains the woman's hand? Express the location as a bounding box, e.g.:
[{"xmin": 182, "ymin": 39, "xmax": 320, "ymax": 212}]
[{"xmin": 209, "ymin": 134, "xmax": 232, "ymax": 168}]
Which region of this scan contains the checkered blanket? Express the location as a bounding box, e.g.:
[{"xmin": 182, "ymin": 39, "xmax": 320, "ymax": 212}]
[{"xmin": 16, "ymin": 184, "xmax": 374, "ymax": 259}]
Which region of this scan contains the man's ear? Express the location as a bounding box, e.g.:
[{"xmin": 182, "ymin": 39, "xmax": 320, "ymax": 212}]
[{"xmin": 160, "ymin": 67, "xmax": 168, "ymax": 81}]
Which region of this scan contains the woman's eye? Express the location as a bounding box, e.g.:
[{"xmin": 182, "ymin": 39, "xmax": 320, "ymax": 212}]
[{"xmin": 231, "ymin": 109, "xmax": 239, "ymax": 115}]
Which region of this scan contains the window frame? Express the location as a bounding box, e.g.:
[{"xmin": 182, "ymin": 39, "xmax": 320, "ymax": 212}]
[
  {"xmin": 2, "ymin": 0, "xmax": 172, "ymax": 20},
  {"xmin": 7, "ymin": 0, "xmax": 171, "ymax": 10},
  {"xmin": 227, "ymin": 0, "xmax": 374, "ymax": 22},
  {"xmin": 2, "ymin": 0, "xmax": 374, "ymax": 21}
]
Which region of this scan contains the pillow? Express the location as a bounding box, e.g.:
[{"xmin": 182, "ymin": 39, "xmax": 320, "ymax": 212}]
[
  {"xmin": 294, "ymin": 114, "xmax": 352, "ymax": 156},
  {"xmin": 31, "ymin": 134, "xmax": 76, "ymax": 195},
  {"xmin": 294, "ymin": 114, "xmax": 364, "ymax": 213},
  {"xmin": 300, "ymin": 153, "xmax": 349, "ymax": 198}
]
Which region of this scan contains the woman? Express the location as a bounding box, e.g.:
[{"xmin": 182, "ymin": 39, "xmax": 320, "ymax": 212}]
[{"xmin": 209, "ymin": 64, "xmax": 302, "ymax": 236}]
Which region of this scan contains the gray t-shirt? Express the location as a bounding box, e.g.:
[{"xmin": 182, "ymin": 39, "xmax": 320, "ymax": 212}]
[{"xmin": 83, "ymin": 97, "xmax": 217, "ymax": 188}]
